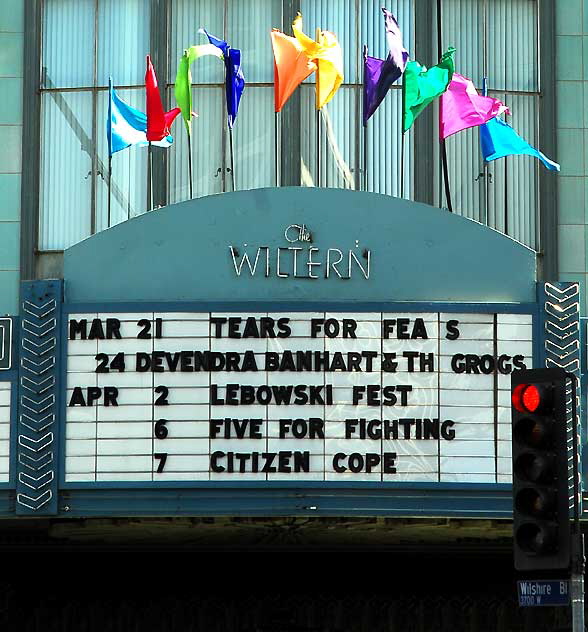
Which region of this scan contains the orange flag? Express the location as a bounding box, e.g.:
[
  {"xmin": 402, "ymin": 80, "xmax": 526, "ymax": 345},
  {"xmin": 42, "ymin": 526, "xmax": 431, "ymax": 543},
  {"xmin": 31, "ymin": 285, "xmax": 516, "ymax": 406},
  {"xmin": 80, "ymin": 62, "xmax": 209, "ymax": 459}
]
[
  {"xmin": 271, "ymin": 14, "xmax": 344, "ymax": 113},
  {"xmin": 270, "ymin": 29, "xmax": 316, "ymax": 112}
]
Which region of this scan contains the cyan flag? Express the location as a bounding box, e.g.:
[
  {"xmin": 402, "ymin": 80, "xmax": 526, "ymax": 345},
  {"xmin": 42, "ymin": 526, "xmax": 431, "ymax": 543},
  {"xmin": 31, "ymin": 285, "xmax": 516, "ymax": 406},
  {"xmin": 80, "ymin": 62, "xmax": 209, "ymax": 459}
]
[
  {"xmin": 107, "ymin": 78, "xmax": 172, "ymax": 156},
  {"xmin": 480, "ymin": 116, "xmax": 559, "ymax": 172}
]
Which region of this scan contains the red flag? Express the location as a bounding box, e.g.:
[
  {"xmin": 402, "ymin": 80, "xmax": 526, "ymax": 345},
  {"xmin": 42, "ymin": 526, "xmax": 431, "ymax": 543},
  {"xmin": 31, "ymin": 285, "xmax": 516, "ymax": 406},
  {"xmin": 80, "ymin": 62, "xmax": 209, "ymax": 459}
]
[{"xmin": 145, "ymin": 55, "xmax": 181, "ymax": 141}]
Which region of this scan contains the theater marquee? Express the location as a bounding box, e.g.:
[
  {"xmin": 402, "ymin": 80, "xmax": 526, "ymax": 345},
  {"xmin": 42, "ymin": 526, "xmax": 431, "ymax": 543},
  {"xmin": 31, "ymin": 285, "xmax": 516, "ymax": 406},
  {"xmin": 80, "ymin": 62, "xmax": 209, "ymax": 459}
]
[
  {"xmin": 10, "ymin": 188, "xmax": 578, "ymax": 518},
  {"xmin": 65, "ymin": 309, "xmax": 532, "ymax": 484}
]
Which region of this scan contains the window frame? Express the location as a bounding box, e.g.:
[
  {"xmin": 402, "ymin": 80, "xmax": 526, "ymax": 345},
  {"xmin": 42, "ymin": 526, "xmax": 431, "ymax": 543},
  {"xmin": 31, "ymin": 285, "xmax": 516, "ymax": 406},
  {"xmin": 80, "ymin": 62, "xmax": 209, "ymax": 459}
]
[{"xmin": 22, "ymin": 0, "xmax": 557, "ymax": 278}]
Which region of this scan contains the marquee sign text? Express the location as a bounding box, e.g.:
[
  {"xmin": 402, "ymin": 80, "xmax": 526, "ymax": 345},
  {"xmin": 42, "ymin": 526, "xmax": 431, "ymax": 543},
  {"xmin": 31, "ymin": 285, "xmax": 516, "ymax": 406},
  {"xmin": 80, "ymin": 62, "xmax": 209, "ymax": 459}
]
[{"xmin": 64, "ymin": 311, "xmax": 533, "ymax": 483}]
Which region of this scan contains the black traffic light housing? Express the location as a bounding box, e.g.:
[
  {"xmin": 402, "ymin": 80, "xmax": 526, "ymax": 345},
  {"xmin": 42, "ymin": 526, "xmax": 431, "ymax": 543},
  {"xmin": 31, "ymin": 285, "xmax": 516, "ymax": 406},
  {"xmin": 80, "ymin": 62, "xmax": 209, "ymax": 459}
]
[{"xmin": 511, "ymin": 368, "xmax": 571, "ymax": 572}]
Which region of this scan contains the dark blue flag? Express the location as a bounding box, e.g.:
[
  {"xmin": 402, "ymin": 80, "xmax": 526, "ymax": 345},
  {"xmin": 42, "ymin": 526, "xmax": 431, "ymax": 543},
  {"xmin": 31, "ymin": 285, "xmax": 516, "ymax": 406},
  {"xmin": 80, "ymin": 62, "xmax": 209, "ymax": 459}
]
[{"xmin": 200, "ymin": 29, "xmax": 245, "ymax": 129}]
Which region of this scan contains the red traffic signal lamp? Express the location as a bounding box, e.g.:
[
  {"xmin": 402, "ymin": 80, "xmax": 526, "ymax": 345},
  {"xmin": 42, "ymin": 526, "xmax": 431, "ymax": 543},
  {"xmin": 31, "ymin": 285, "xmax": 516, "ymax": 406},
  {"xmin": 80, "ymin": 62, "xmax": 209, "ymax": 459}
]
[
  {"xmin": 512, "ymin": 383, "xmax": 549, "ymax": 415},
  {"xmin": 511, "ymin": 368, "xmax": 571, "ymax": 571}
]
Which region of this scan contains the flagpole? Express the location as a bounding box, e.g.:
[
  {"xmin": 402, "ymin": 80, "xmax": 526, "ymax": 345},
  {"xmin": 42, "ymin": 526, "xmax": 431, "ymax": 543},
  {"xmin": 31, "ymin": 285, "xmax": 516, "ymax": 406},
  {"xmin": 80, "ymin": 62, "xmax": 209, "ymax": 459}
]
[
  {"xmin": 229, "ymin": 125, "xmax": 236, "ymax": 191},
  {"xmin": 437, "ymin": 0, "xmax": 453, "ymax": 212},
  {"xmin": 275, "ymin": 111, "xmax": 280, "ymax": 186},
  {"xmin": 127, "ymin": 148, "xmax": 131, "ymax": 220},
  {"xmin": 400, "ymin": 69, "xmax": 405, "ymax": 199},
  {"xmin": 439, "ymin": 120, "xmax": 453, "ymax": 211},
  {"xmin": 187, "ymin": 132, "xmax": 193, "ymax": 199},
  {"xmin": 482, "ymin": 0, "xmax": 489, "ymax": 226},
  {"xmin": 148, "ymin": 141, "xmax": 154, "ymax": 211},
  {"xmin": 482, "ymin": 76, "xmax": 490, "ymax": 227},
  {"xmin": 363, "ymin": 124, "xmax": 368, "ymax": 192},
  {"xmin": 315, "ymin": 28, "xmax": 321, "ymax": 188},
  {"xmin": 316, "ymin": 109, "xmax": 321, "ymax": 187},
  {"xmin": 504, "ymin": 157, "xmax": 509, "ymax": 236},
  {"xmin": 107, "ymin": 78, "xmax": 113, "ymax": 228},
  {"xmin": 362, "ymin": 45, "xmax": 368, "ymax": 192},
  {"xmin": 400, "ymin": 131, "xmax": 405, "ymax": 199},
  {"xmin": 107, "ymin": 154, "xmax": 112, "ymax": 228}
]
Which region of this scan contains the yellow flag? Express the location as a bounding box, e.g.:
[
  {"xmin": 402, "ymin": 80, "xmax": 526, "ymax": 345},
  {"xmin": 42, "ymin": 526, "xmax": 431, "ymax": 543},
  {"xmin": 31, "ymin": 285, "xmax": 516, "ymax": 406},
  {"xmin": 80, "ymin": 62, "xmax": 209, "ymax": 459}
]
[
  {"xmin": 292, "ymin": 14, "xmax": 343, "ymax": 109},
  {"xmin": 314, "ymin": 29, "xmax": 344, "ymax": 109}
]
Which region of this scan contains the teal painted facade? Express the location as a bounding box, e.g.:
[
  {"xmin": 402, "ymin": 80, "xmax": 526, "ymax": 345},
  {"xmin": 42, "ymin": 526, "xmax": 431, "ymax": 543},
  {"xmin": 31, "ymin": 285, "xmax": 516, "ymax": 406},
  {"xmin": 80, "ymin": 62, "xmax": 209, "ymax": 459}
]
[
  {"xmin": 10, "ymin": 192, "xmax": 558, "ymax": 518},
  {"xmin": 65, "ymin": 188, "xmax": 536, "ymax": 305},
  {"xmin": 0, "ymin": 0, "xmax": 22, "ymax": 316},
  {"xmin": 0, "ymin": 0, "xmax": 586, "ymax": 524},
  {"xmin": 556, "ymin": 1, "xmax": 588, "ymax": 313}
]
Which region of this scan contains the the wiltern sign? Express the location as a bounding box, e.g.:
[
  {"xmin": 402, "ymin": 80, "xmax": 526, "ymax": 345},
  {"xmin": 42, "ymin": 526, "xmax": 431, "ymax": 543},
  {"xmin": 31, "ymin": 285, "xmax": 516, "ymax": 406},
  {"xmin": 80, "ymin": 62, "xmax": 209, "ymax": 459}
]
[
  {"xmin": 64, "ymin": 309, "xmax": 532, "ymax": 484},
  {"xmin": 229, "ymin": 224, "xmax": 372, "ymax": 280}
]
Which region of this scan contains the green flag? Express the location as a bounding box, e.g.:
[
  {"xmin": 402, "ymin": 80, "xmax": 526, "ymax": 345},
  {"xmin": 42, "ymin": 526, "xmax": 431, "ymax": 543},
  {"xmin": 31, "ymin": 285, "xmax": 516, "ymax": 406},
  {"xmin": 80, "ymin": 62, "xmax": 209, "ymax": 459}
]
[
  {"xmin": 402, "ymin": 47, "xmax": 455, "ymax": 133},
  {"xmin": 174, "ymin": 44, "xmax": 224, "ymax": 135}
]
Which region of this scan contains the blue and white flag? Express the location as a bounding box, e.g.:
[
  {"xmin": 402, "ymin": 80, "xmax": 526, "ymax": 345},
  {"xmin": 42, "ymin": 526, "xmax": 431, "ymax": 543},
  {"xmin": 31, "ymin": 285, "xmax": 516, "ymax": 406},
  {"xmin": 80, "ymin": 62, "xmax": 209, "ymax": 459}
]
[
  {"xmin": 480, "ymin": 116, "xmax": 560, "ymax": 172},
  {"xmin": 107, "ymin": 78, "xmax": 172, "ymax": 156}
]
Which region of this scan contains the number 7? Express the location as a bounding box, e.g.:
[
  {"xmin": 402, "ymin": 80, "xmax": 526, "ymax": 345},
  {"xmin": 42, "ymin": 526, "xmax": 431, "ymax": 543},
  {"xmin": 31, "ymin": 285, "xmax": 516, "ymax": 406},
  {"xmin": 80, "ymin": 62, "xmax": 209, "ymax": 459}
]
[{"xmin": 154, "ymin": 453, "xmax": 167, "ymax": 473}]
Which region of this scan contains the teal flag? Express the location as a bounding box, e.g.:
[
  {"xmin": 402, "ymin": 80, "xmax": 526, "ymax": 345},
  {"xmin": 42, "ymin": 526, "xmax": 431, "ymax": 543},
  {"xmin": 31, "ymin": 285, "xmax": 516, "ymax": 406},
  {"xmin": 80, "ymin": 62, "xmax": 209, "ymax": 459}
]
[
  {"xmin": 402, "ymin": 47, "xmax": 455, "ymax": 133},
  {"xmin": 480, "ymin": 116, "xmax": 560, "ymax": 172}
]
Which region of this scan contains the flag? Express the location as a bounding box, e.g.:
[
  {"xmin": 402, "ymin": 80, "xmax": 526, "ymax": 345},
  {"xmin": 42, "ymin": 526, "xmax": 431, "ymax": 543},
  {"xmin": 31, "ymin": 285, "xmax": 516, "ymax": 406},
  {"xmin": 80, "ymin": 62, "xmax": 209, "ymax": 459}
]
[
  {"xmin": 363, "ymin": 53, "xmax": 386, "ymax": 125},
  {"xmin": 107, "ymin": 78, "xmax": 172, "ymax": 156},
  {"xmin": 174, "ymin": 44, "xmax": 224, "ymax": 135},
  {"xmin": 440, "ymin": 73, "xmax": 509, "ymax": 139},
  {"xmin": 292, "ymin": 14, "xmax": 343, "ymax": 109},
  {"xmin": 271, "ymin": 14, "xmax": 343, "ymax": 112},
  {"xmin": 402, "ymin": 47, "xmax": 455, "ymax": 133},
  {"xmin": 145, "ymin": 55, "xmax": 181, "ymax": 142},
  {"xmin": 199, "ymin": 29, "xmax": 245, "ymax": 129},
  {"xmin": 480, "ymin": 116, "xmax": 560, "ymax": 171},
  {"xmin": 314, "ymin": 30, "xmax": 343, "ymax": 109},
  {"xmin": 271, "ymin": 28, "xmax": 316, "ymax": 112},
  {"xmin": 363, "ymin": 8, "xmax": 408, "ymax": 125},
  {"xmin": 383, "ymin": 7, "xmax": 408, "ymax": 71}
]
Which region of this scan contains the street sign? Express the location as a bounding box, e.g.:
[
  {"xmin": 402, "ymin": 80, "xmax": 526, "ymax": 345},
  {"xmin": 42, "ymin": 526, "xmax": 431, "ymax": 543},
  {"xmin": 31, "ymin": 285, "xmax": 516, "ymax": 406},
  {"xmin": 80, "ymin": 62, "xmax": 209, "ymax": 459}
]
[
  {"xmin": 517, "ymin": 580, "xmax": 570, "ymax": 607},
  {"xmin": 0, "ymin": 318, "xmax": 11, "ymax": 370}
]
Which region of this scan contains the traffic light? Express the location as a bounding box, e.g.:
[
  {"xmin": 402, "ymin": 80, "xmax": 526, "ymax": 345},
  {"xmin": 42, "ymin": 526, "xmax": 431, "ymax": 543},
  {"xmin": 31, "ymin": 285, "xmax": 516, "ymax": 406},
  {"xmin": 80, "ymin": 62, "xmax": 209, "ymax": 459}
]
[{"xmin": 511, "ymin": 368, "xmax": 571, "ymax": 571}]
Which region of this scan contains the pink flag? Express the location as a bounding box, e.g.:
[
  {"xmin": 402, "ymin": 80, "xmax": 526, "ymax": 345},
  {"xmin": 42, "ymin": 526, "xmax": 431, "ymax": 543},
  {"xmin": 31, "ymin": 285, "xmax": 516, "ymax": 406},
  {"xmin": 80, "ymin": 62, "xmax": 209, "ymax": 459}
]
[{"xmin": 440, "ymin": 73, "xmax": 509, "ymax": 140}]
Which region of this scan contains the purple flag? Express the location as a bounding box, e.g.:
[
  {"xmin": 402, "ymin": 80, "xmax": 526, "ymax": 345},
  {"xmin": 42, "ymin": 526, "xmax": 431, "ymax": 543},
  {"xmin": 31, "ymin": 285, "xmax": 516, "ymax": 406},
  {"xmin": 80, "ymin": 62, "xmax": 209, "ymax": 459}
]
[{"xmin": 363, "ymin": 8, "xmax": 408, "ymax": 125}]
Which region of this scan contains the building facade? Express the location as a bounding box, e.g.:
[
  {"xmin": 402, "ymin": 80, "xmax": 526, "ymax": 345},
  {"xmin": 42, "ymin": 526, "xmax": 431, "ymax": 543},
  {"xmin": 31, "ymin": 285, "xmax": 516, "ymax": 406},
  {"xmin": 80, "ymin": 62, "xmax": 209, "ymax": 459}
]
[{"xmin": 0, "ymin": 0, "xmax": 586, "ymax": 629}]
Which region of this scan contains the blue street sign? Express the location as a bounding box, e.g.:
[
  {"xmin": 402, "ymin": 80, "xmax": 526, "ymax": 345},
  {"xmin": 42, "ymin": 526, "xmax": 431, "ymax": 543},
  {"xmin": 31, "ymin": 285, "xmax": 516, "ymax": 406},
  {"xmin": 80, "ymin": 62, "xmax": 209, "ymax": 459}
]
[{"xmin": 517, "ymin": 580, "xmax": 570, "ymax": 607}]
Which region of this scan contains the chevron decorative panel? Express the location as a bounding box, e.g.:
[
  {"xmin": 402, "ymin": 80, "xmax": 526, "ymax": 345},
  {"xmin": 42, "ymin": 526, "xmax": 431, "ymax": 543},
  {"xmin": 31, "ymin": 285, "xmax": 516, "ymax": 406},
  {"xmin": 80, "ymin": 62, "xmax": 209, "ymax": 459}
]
[
  {"xmin": 16, "ymin": 281, "xmax": 63, "ymax": 515},
  {"xmin": 538, "ymin": 282, "xmax": 582, "ymax": 512}
]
